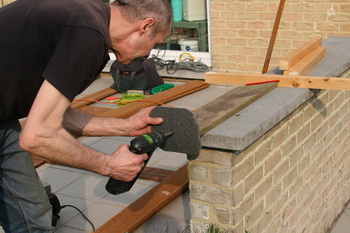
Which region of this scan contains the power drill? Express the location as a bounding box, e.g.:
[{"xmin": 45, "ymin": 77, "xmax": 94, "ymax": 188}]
[{"xmin": 105, "ymin": 131, "xmax": 173, "ymax": 195}]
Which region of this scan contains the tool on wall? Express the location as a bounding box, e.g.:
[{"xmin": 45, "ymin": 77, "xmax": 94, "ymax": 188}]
[{"xmin": 105, "ymin": 106, "xmax": 202, "ymax": 195}]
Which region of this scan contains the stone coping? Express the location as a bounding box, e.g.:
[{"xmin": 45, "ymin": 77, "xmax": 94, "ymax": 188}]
[{"xmin": 201, "ymin": 36, "xmax": 350, "ymax": 152}]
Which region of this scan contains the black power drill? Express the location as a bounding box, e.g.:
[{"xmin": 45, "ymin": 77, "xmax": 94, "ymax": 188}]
[{"xmin": 105, "ymin": 131, "xmax": 173, "ymax": 195}]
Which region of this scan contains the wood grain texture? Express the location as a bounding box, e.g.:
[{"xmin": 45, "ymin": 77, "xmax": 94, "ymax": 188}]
[
  {"xmin": 279, "ymin": 36, "xmax": 322, "ymax": 70},
  {"xmin": 205, "ymin": 72, "xmax": 350, "ymax": 91},
  {"xmin": 195, "ymin": 83, "xmax": 277, "ymax": 135},
  {"xmin": 94, "ymin": 165, "xmax": 189, "ymax": 233},
  {"xmin": 283, "ymin": 46, "xmax": 326, "ymax": 76},
  {"xmin": 139, "ymin": 167, "xmax": 174, "ymax": 182}
]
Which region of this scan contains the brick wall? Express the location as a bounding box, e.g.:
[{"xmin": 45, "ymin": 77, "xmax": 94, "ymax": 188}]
[
  {"xmin": 188, "ymin": 70, "xmax": 350, "ymax": 232},
  {"xmin": 210, "ymin": 0, "xmax": 350, "ymax": 73}
]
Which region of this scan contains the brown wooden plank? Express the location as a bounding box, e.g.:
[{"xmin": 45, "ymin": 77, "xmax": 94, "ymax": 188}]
[
  {"xmin": 283, "ymin": 46, "xmax": 326, "ymax": 76},
  {"xmin": 139, "ymin": 167, "xmax": 174, "ymax": 182},
  {"xmin": 85, "ymin": 80, "xmax": 208, "ymax": 118},
  {"xmin": 205, "ymin": 72, "xmax": 350, "ymax": 91},
  {"xmin": 71, "ymin": 87, "xmax": 118, "ymax": 109},
  {"xmin": 78, "ymin": 105, "xmax": 115, "ymax": 116},
  {"xmin": 195, "ymin": 83, "xmax": 277, "ymax": 135},
  {"xmin": 279, "ymin": 36, "xmax": 322, "ymax": 70},
  {"xmin": 94, "ymin": 164, "xmax": 189, "ymax": 233}
]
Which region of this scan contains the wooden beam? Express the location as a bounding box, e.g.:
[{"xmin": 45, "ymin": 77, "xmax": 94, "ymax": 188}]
[
  {"xmin": 139, "ymin": 167, "xmax": 174, "ymax": 182},
  {"xmin": 195, "ymin": 83, "xmax": 277, "ymax": 135},
  {"xmin": 205, "ymin": 72, "xmax": 350, "ymax": 91},
  {"xmin": 279, "ymin": 36, "xmax": 323, "ymax": 71},
  {"xmin": 94, "ymin": 164, "xmax": 189, "ymax": 233},
  {"xmin": 283, "ymin": 46, "xmax": 326, "ymax": 76}
]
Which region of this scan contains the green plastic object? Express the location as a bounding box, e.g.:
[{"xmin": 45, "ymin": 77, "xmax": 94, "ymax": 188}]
[
  {"xmin": 152, "ymin": 84, "xmax": 175, "ymax": 94},
  {"xmin": 118, "ymin": 90, "xmax": 144, "ymax": 106}
]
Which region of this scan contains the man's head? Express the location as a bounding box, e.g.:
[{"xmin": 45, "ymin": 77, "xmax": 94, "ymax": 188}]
[{"xmin": 109, "ymin": 0, "xmax": 173, "ymax": 64}]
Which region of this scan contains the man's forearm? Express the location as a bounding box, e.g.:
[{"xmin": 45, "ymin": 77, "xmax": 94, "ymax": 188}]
[
  {"xmin": 63, "ymin": 107, "xmax": 130, "ymax": 137},
  {"xmin": 21, "ymin": 125, "xmax": 111, "ymax": 176}
]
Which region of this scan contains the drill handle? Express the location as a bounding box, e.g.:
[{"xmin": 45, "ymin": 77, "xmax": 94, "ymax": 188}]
[{"xmin": 105, "ymin": 151, "xmax": 154, "ymax": 195}]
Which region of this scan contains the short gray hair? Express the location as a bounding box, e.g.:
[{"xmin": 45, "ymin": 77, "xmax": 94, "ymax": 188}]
[{"xmin": 112, "ymin": 0, "xmax": 173, "ymax": 37}]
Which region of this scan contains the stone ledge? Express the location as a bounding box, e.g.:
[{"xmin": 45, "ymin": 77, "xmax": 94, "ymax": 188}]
[{"xmin": 201, "ymin": 36, "xmax": 350, "ymax": 151}]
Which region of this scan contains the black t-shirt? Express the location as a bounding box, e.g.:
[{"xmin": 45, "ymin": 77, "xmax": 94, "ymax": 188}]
[{"xmin": 0, "ymin": 0, "xmax": 110, "ymax": 120}]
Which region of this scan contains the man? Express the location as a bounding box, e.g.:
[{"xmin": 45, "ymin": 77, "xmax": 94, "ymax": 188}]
[{"xmin": 0, "ymin": 0, "xmax": 172, "ymax": 232}]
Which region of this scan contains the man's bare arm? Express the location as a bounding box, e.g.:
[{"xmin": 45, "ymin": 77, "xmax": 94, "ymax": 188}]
[
  {"xmin": 19, "ymin": 80, "xmax": 147, "ymax": 181},
  {"xmin": 62, "ymin": 106, "xmax": 163, "ymax": 137}
]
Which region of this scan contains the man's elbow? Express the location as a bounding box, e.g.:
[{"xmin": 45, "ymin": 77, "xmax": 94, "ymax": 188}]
[{"xmin": 19, "ymin": 131, "xmax": 46, "ymax": 153}]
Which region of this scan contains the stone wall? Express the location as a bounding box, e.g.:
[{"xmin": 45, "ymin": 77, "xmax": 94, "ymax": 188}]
[
  {"xmin": 210, "ymin": 0, "xmax": 350, "ymax": 73},
  {"xmin": 188, "ymin": 70, "xmax": 350, "ymax": 232}
]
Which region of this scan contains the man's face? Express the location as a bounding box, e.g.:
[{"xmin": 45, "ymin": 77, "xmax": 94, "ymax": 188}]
[{"xmin": 111, "ymin": 29, "xmax": 168, "ymax": 64}]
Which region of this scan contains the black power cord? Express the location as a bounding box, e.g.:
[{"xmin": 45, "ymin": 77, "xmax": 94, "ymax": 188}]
[
  {"xmin": 151, "ymin": 49, "xmax": 209, "ymax": 74},
  {"xmin": 45, "ymin": 184, "xmax": 95, "ymax": 231},
  {"xmin": 61, "ymin": 205, "xmax": 96, "ymax": 231}
]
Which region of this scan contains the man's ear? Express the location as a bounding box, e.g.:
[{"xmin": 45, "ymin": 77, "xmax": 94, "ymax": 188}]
[{"xmin": 139, "ymin": 18, "xmax": 155, "ymax": 36}]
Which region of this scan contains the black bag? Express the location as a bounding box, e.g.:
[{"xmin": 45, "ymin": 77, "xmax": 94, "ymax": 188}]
[{"xmin": 110, "ymin": 57, "xmax": 164, "ymax": 94}]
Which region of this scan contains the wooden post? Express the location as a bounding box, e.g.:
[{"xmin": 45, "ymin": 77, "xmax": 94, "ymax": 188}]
[{"xmin": 262, "ymin": 0, "xmax": 286, "ymax": 74}]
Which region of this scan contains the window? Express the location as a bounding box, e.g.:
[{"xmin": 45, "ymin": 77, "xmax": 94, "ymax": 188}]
[{"xmin": 151, "ymin": 0, "xmax": 211, "ymax": 67}]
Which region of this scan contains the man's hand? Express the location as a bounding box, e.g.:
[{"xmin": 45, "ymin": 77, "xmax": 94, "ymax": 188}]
[
  {"xmin": 106, "ymin": 144, "xmax": 148, "ymax": 181},
  {"xmin": 123, "ymin": 107, "xmax": 163, "ymax": 136}
]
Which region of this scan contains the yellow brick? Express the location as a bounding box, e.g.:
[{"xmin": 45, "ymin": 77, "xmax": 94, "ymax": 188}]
[
  {"xmin": 255, "ymin": 174, "xmax": 273, "ymax": 201},
  {"xmin": 226, "ymin": 3, "xmax": 246, "ymax": 11},
  {"xmin": 292, "ymin": 3, "xmax": 316, "ymax": 12},
  {"xmin": 226, "ymin": 20, "xmax": 246, "ymax": 28},
  {"xmin": 237, "ymin": 29, "xmax": 258, "ymax": 37},
  {"xmin": 245, "ymin": 200, "xmax": 264, "ymax": 229},
  {"xmin": 265, "ymin": 149, "xmax": 282, "ymax": 175},
  {"xmin": 221, "ymin": 29, "xmax": 237, "ymax": 37},
  {"xmin": 237, "ymin": 63, "xmax": 259, "ymax": 72},
  {"xmin": 281, "ymin": 135, "xmax": 297, "ymax": 157},
  {"xmin": 220, "ymin": 12, "xmax": 237, "ymax": 20},
  {"xmin": 236, "ymin": 12, "xmax": 258, "ymax": 20},
  {"xmin": 211, "ymin": 2, "xmax": 226, "ymax": 11},
  {"xmin": 273, "ymin": 159, "xmax": 290, "ymax": 184},
  {"xmin": 227, "ymin": 37, "xmax": 247, "ymax": 45},
  {"xmin": 226, "ymin": 55, "xmax": 247, "ymax": 63},
  {"xmin": 244, "ymin": 166, "xmax": 264, "ymax": 194},
  {"xmin": 247, "ymin": 3, "xmax": 268, "ymax": 11},
  {"xmin": 266, "ymin": 182, "xmax": 282, "ymax": 207},
  {"xmin": 317, "ymin": 22, "xmax": 339, "ymax": 31},
  {"xmin": 296, "ymin": 122, "xmax": 311, "ymax": 144},
  {"xmin": 188, "ymin": 163, "xmax": 209, "ymax": 182},
  {"xmin": 304, "ymin": 13, "xmax": 328, "ymax": 21},
  {"xmin": 234, "ymin": 192, "xmax": 254, "ymax": 222},
  {"xmin": 282, "ymin": 167, "xmax": 298, "ymax": 190},
  {"xmin": 232, "ymin": 156, "xmax": 254, "ymax": 184},
  {"xmin": 211, "ymin": 167, "xmax": 233, "ymax": 186}
]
